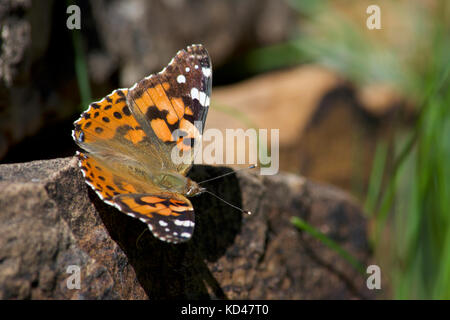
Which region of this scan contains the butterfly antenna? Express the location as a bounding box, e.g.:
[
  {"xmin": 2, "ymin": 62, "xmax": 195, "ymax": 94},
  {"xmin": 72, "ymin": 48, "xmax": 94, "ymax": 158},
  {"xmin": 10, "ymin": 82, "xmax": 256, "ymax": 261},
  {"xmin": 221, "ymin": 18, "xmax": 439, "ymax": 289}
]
[
  {"xmin": 198, "ymin": 164, "xmax": 257, "ymax": 185},
  {"xmin": 135, "ymin": 228, "xmax": 148, "ymax": 248},
  {"xmin": 203, "ymin": 190, "xmax": 251, "ymax": 215}
]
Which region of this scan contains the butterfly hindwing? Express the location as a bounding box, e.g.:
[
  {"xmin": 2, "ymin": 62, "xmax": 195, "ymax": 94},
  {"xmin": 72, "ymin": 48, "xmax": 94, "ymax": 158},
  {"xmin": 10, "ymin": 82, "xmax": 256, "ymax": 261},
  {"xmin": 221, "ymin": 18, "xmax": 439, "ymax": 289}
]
[
  {"xmin": 76, "ymin": 152, "xmax": 145, "ymax": 202},
  {"xmin": 77, "ymin": 152, "xmax": 195, "ymax": 243},
  {"xmin": 113, "ymin": 193, "xmax": 195, "ymax": 243}
]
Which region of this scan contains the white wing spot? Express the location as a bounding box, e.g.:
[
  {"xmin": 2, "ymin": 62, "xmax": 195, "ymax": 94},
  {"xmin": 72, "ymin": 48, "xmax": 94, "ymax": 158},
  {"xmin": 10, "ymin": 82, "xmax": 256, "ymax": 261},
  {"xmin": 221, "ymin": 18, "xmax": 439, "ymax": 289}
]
[
  {"xmin": 174, "ymin": 219, "xmax": 194, "ymax": 227},
  {"xmin": 202, "ymin": 67, "xmax": 211, "ymax": 77},
  {"xmin": 126, "ymin": 212, "xmax": 136, "ymax": 218},
  {"xmin": 159, "ymin": 220, "xmax": 168, "ymax": 227},
  {"xmin": 185, "ymin": 67, "xmax": 190, "ymax": 72},
  {"xmin": 199, "ymin": 91, "xmax": 207, "ymax": 106},
  {"xmin": 181, "ymin": 232, "xmax": 191, "ymax": 238},
  {"xmin": 195, "ymin": 65, "xmax": 199, "ymax": 69},
  {"xmin": 190, "ymin": 87, "xmax": 209, "ymax": 107},
  {"xmin": 177, "ymin": 74, "xmax": 186, "ymax": 84},
  {"xmin": 190, "ymin": 87, "xmax": 199, "ymax": 101},
  {"xmin": 158, "ymin": 67, "xmax": 167, "ymax": 75}
]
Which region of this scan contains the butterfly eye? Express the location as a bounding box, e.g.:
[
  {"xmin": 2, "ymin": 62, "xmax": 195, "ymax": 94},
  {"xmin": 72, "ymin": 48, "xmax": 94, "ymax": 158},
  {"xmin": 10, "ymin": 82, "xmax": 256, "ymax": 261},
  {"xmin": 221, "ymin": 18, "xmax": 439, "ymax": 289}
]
[{"xmin": 186, "ymin": 188, "xmax": 194, "ymax": 196}]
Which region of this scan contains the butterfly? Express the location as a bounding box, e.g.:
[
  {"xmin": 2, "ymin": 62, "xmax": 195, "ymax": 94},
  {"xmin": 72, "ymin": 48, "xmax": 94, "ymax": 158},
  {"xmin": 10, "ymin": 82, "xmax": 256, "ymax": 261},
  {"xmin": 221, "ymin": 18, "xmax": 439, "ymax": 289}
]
[{"xmin": 72, "ymin": 44, "xmax": 212, "ymax": 244}]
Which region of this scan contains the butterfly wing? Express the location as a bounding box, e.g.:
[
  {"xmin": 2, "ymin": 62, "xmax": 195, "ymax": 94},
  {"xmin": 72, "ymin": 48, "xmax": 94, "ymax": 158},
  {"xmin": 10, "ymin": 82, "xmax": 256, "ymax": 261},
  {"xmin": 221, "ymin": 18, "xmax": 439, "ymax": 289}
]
[
  {"xmin": 77, "ymin": 152, "xmax": 194, "ymax": 243},
  {"xmin": 127, "ymin": 44, "xmax": 212, "ymax": 175},
  {"xmin": 72, "ymin": 88, "xmax": 168, "ymax": 174},
  {"xmin": 73, "ymin": 44, "xmax": 212, "ymax": 176},
  {"xmin": 113, "ymin": 193, "xmax": 195, "ymax": 243}
]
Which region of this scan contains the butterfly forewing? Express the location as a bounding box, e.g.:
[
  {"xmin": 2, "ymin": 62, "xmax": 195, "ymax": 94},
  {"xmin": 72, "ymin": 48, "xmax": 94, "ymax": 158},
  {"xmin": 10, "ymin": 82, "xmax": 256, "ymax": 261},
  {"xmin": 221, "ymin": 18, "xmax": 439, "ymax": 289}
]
[{"xmin": 127, "ymin": 44, "xmax": 212, "ymax": 174}]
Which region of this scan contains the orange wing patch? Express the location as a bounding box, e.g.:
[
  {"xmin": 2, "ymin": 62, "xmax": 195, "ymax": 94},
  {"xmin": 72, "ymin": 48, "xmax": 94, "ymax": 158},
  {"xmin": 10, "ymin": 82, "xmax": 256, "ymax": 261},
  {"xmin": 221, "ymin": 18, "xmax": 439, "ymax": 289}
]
[
  {"xmin": 115, "ymin": 195, "xmax": 193, "ymax": 218},
  {"xmin": 73, "ymin": 89, "xmax": 146, "ymax": 146},
  {"xmin": 113, "ymin": 193, "xmax": 195, "ymax": 243},
  {"xmin": 149, "ymin": 82, "xmax": 179, "ymax": 124},
  {"xmin": 77, "ymin": 152, "xmax": 137, "ymax": 202},
  {"xmin": 176, "ymin": 119, "xmax": 201, "ymax": 152},
  {"xmin": 131, "ymin": 80, "xmax": 180, "ymax": 126},
  {"xmin": 150, "ymin": 118, "xmax": 173, "ymax": 142},
  {"xmin": 169, "ymin": 97, "xmax": 185, "ymax": 120},
  {"xmin": 128, "ymin": 76, "xmax": 200, "ymax": 152}
]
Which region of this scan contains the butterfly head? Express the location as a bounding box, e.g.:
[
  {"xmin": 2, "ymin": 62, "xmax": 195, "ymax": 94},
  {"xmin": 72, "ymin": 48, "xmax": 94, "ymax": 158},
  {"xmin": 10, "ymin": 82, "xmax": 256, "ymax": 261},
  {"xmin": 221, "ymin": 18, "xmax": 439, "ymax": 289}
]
[{"xmin": 185, "ymin": 179, "xmax": 206, "ymax": 197}]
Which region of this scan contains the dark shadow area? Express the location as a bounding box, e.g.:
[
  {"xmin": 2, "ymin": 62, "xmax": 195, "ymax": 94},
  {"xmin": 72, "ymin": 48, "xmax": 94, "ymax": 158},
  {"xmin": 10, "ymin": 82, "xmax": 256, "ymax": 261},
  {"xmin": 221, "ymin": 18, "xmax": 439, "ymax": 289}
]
[
  {"xmin": 1, "ymin": 116, "xmax": 79, "ymax": 164},
  {"xmin": 1, "ymin": 0, "xmax": 103, "ymax": 164},
  {"xmin": 92, "ymin": 165, "xmax": 243, "ymax": 299}
]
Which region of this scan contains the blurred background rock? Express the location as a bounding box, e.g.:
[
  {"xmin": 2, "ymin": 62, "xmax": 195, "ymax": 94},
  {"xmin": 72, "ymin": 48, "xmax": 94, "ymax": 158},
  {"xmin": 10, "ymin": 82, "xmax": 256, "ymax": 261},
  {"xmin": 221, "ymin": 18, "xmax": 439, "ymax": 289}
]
[
  {"xmin": 0, "ymin": 0, "xmax": 295, "ymax": 162},
  {"xmin": 0, "ymin": 0, "xmax": 449, "ymax": 299}
]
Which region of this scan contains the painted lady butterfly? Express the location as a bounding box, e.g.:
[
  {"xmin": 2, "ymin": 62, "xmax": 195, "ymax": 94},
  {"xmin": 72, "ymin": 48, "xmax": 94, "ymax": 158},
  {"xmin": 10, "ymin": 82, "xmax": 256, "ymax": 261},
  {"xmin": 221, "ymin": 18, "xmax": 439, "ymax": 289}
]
[{"xmin": 72, "ymin": 44, "xmax": 212, "ymax": 244}]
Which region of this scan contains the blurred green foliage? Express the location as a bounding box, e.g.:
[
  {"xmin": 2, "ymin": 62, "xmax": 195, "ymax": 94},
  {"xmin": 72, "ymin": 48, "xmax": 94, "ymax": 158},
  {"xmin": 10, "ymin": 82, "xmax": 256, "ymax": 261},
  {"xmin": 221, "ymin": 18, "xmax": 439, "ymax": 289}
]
[
  {"xmin": 271, "ymin": 0, "xmax": 450, "ymax": 299},
  {"xmin": 67, "ymin": 0, "xmax": 92, "ymax": 110}
]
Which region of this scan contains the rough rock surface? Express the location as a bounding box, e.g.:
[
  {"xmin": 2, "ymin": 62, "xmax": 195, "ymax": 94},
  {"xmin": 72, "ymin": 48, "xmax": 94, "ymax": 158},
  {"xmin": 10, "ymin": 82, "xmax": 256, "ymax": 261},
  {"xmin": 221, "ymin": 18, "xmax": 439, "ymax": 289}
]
[{"xmin": 0, "ymin": 157, "xmax": 373, "ymax": 299}]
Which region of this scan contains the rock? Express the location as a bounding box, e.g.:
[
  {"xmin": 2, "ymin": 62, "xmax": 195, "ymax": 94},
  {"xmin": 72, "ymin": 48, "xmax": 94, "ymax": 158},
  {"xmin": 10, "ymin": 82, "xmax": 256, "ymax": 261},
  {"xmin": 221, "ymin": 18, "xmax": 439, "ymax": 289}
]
[
  {"xmin": 0, "ymin": 157, "xmax": 372, "ymax": 299},
  {"xmin": 89, "ymin": 0, "xmax": 296, "ymax": 86}
]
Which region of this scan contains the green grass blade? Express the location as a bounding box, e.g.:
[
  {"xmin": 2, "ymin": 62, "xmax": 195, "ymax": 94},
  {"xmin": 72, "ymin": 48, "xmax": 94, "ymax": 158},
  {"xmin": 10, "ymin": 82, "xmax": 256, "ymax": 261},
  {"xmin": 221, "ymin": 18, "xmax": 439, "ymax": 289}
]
[
  {"xmin": 71, "ymin": 29, "xmax": 92, "ymax": 110},
  {"xmin": 291, "ymin": 216, "xmax": 366, "ymax": 275},
  {"xmin": 364, "ymin": 141, "xmax": 388, "ymax": 216}
]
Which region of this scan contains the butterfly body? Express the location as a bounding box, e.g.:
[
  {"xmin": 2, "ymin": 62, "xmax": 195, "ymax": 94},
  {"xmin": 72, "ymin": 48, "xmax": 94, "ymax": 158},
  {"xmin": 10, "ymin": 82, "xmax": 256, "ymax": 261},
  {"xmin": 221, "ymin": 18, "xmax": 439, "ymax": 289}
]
[{"xmin": 73, "ymin": 45, "xmax": 211, "ymax": 243}]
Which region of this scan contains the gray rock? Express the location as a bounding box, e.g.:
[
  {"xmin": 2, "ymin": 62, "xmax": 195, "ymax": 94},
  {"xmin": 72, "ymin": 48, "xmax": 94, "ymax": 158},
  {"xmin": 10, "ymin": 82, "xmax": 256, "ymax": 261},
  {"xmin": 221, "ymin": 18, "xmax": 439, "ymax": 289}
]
[
  {"xmin": 89, "ymin": 0, "xmax": 296, "ymax": 86},
  {"xmin": 0, "ymin": 157, "xmax": 372, "ymax": 299}
]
